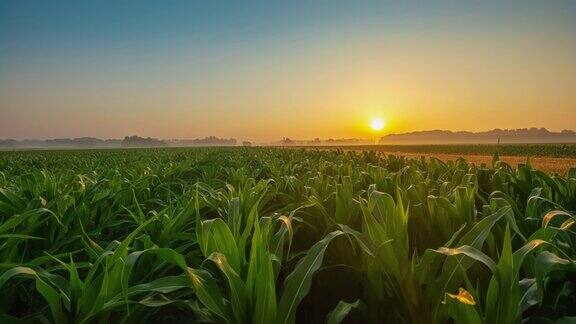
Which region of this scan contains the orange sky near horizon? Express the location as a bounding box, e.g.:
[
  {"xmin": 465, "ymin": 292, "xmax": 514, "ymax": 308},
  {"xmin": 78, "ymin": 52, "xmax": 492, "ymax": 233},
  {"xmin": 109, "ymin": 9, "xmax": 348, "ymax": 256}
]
[{"xmin": 1, "ymin": 1, "xmax": 575, "ymax": 142}]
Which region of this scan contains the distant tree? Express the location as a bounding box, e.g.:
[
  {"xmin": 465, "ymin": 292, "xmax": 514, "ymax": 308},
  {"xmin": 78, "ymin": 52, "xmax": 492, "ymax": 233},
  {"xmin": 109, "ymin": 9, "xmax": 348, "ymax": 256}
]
[
  {"xmin": 122, "ymin": 135, "xmax": 167, "ymax": 147},
  {"xmin": 168, "ymin": 136, "xmax": 237, "ymax": 146},
  {"xmin": 0, "ymin": 139, "xmax": 17, "ymax": 147}
]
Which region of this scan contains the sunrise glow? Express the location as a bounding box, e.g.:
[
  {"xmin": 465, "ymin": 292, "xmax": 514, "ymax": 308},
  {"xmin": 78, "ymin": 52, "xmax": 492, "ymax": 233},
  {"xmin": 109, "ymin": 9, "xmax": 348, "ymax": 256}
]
[{"xmin": 370, "ymin": 118, "xmax": 385, "ymax": 132}]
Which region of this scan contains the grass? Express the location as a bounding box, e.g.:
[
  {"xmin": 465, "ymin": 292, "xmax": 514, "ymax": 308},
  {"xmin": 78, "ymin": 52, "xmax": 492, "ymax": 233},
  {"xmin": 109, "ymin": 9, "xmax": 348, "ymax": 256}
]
[{"xmin": 0, "ymin": 147, "xmax": 575, "ymax": 323}]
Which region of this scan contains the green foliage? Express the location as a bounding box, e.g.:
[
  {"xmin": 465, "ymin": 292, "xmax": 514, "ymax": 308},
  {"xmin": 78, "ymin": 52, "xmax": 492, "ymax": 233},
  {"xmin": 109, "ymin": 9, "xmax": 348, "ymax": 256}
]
[
  {"xmin": 368, "ymin": 143, "xmax": 576, "ymax": 158},
  {"xmin": 0, "ymin": 147, "xmax": 574, "ymax": 323}
]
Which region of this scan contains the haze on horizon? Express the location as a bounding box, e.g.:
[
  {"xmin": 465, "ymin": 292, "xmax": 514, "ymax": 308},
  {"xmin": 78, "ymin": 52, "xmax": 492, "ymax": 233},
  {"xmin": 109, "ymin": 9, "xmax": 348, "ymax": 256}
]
[{"xmin": 1, "ymin": 1, "xmax": 575, "ymax": 142}]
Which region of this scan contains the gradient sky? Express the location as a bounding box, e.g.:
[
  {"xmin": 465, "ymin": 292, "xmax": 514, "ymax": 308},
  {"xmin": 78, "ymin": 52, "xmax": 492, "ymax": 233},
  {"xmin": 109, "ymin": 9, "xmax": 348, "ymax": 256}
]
[{"xmin": 1, "ymin": 1, "xmax": 575, "ymax": 141}]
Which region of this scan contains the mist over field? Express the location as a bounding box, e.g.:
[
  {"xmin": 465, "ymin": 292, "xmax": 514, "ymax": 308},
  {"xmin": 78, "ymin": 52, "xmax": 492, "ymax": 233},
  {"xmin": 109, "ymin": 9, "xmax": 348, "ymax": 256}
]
[{"xmin": 2, "ymin": 128, "xmax": 576, "ymax": 150}]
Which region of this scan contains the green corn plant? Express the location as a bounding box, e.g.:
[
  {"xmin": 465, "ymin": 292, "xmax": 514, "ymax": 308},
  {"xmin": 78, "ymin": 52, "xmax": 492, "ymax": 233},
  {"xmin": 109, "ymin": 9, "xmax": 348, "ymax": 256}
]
[
  {"xmin": 432, "ymin": 224, "xmax": 564, "ymax": 323},
  {"xmin": 357, "ymin": 186, "xmax": 425, "ymax": 322},
  {"xmin": 0, "ymin": 146, "xmax": 575, "ymax": 323}
]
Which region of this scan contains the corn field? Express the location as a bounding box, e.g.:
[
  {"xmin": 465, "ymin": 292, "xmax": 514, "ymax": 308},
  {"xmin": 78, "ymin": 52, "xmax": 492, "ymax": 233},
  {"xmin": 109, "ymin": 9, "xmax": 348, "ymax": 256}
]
[{"xmin": 0, "ymin": 148, "xmax": 575, "ymax": 323}]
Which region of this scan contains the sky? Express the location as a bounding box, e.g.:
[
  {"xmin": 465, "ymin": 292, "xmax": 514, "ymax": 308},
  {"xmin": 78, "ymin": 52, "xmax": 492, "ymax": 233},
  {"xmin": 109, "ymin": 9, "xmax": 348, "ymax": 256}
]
[{"xmin": 1, "ymin": 1, "xmax": 575, "ymax": 142}]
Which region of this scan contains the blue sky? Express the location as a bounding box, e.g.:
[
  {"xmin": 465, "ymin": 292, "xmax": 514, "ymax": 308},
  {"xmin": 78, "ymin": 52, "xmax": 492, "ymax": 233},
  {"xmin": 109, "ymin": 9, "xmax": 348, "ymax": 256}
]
[{"xmin": 1, "ymin": 1, "xmax": 575, "ymax": 140}]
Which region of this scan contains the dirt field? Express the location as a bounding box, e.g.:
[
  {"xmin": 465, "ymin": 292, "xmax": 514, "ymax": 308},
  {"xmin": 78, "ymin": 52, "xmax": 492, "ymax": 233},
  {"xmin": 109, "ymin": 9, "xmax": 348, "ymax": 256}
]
[
  {"xmin": 383, "ymin": 151, "xmax": 575, "ymax": 174},
  {"xmin": 302, "ymin": 147, "xmax": 576, "ymax": 174}
]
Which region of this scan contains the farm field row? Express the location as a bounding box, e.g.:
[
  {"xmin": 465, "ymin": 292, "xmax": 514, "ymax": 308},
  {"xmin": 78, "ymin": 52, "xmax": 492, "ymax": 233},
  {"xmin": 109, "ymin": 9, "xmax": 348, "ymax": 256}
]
[
  {"xmin": 0, "ymin": 147, "xmax": 574, "ymax": 323},
  {"xmin": 297, "ymin": 144, "xmax": 576, "ymax": 174},
  {"xmin": 296, "ymin": 143, "xmax": 576, "ymax": 158}
]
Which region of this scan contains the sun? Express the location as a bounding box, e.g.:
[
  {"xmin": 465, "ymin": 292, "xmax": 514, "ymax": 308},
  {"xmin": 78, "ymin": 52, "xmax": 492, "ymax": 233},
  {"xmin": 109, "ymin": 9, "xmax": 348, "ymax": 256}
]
[{"xmin": 370, "ymin": 118, "xmax": 385, "ymax": 131}]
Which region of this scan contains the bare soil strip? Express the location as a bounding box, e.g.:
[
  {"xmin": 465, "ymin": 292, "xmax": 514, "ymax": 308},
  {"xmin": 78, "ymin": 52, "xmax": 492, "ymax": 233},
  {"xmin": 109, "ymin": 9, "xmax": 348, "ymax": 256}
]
[
  {"xmin": 298, "ymin": 146, "xmax": 576, "ymax": 174},
  {"xmin": 382, "ymin": 151, "xmax": 575, "ymax": 174}
]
